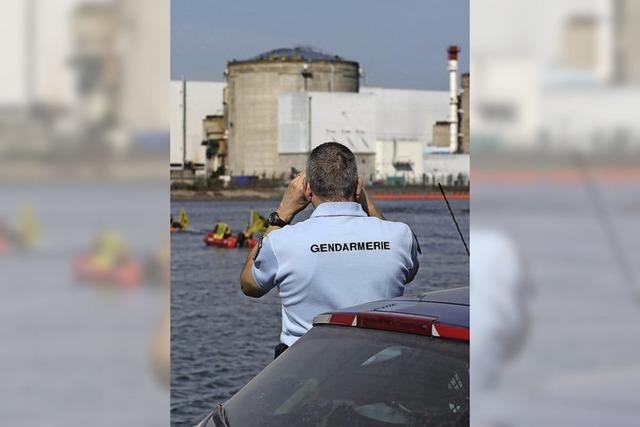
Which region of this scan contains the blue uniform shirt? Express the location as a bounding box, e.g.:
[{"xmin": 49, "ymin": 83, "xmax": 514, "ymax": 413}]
[{"xmin": 252, "ymin": 202, "xmax": 420, "ymax": 346}]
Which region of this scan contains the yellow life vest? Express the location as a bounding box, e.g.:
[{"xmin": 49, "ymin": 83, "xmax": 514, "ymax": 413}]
[
  {"xmin": 213, "ymin": 222, "xmax": 231, "ymax": 240},
  {"xmin": 178, "ymin": 208, "xmax": 189, "ymax": 229}
]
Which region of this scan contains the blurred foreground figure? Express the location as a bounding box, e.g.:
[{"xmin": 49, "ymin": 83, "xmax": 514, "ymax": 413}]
[
  {"xmin": 149, "ymin": 237, "xmax": 170, "ymax": 384},
  {"xmin": 0, "ymin": 0, "xmax": 170, "ymax": 423},
  {"xmin": 471, "ymin": 230, "xmax": 529, "ymax": 423},
  {"xmin": 150, "ymin": 301, "xmax": 170, "ymax": 386}
]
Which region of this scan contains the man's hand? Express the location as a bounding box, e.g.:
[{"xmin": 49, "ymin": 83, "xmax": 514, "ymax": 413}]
[
  {"xmin": 277, "ymin": 172, "xmax": 310, "ymax": 223},
  {"xmin": 358, "ymin": 185, "xmax": 385, "ymax": 220}
]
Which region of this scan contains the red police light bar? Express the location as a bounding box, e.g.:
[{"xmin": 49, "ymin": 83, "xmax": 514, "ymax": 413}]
[
  {"xmin": 326, "ymin": 312, "xmax": 357, "ymax": 326},
  {"xmin": 357, "ymin": 312, "xmax": 435, "ymax": 337},
  {"xmin": 432, "ymin": 323, "xmax": 470, "ymax": 341},
  {"xmin": 313, "ymin": 311, "xmax": 469, "ymax": 342}
]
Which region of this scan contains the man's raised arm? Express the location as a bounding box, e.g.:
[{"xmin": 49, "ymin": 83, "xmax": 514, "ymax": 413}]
[{"xmin": 239, "ymin": 173, "xmax": 309, "ymax": 297}]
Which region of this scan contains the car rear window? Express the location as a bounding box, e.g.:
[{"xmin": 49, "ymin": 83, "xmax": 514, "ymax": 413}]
[{"xmin": 223, "ymin": 325, "xmax": 468, "ymax": 426}]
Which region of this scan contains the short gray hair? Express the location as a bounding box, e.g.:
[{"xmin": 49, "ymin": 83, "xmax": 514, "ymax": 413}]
[{"xmin": 306, "ymin": 142, "xmax": 358, "ymax": 201}]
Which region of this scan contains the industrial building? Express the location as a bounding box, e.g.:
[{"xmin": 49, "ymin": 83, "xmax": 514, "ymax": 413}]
[
  {"xmin": 277, "ymin": 91, "xmax": 377, "ymax": 178},
  {"xmin": 1, "ymin": 0, "xmax": 169, "ymax": 157},
  {"xmin": 277, "ymin": 87, "xmax": 454, "ymax": 182},
  {"xmin": 431, "ymin": 73, "xmax": 470, "ymax": 153},
  {"xmin": 431, "ymin": 46, "xmax": 470, "ymax": 154},
  {"xmin": 226, "ymin": 47, "xmax": 360, "ymax": 177},
  {"xmin": 472, "ymin": 0, "xmax": 640, "ymax": 152},
  {"xmin": 170, "ymin": 45, "xmax": 470, "ymax": 184},
  {"xmin": 364, "ymin": 86, "xmax": 453, "ymax": 182},
  {"xmin": 169, "ymin": 80, "xmax": 225, "ymax": 171}
]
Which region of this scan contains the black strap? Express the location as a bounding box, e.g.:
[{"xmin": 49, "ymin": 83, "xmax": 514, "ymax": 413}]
[
  {"xmin": 252, "ymin": 235, "xmax": 264, "ymax": 261},
  {"xmin": 412, "ymin": 230, "xmax": 422, "ymax": 254}
]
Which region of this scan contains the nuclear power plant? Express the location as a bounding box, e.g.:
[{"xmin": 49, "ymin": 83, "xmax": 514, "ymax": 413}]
[
  {"xmin": 225, "ymin": 47, "xmax": 360, "ymax": 176},
  {"xmin": 170, "ymin": 45, "xmax": 470, "ymax": 186}
]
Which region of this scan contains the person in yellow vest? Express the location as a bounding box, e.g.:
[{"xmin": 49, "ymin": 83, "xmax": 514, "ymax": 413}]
[
  {"xmin": 171, "ymin": 208, "xmax": 190, "ymax": 230},
  {"xmin": 212, "ymin": 222, "xmax": 231, "ymax": 240},
  {"xmin": 249, "ymin": 210, "xmax": 268, "ymax": 235},
  {"xmin": 237, "ymin": 225, "xmax": 253, "ymax": 248},
  {"xmin": 238, "ymin": 211, "xmax": 267, "ymax": 247},
  {"xmin": 177, "ymin": 208, "xmax": 189, "ymax": 230}
]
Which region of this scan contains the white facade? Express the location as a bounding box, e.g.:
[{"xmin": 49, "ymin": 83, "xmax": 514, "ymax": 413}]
[
  {"xmin": 278, "ymin": 87, "xmax": 454, "ymax": 182},
  {"xmin": 360, "ymin": 87, "xmax": 449, "ymax": 144},
  {"xmin": 278, "ymin": 92, "xmax": 376, "ymax": 154},
  {"xmin": 375, "ymin": 140, "xmax": 426, "ymax": 181},
  {"xmin": 170, "ymin": 80, "xmax": 225, "ymax": 168},
  {"xmin": 423, "ymin": 153, "xmax": 470, "ymax": 182},
  {"xmin": 363, "ymin": 87, "xmax": 452, "ymax": 181}
]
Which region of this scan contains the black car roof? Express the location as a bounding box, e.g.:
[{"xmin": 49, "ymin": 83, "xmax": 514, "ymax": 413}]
[
  {"xmin": 410, "ymin": 286, "xmax": 469, "ymax": 306},
  {"xmin": 327, "ymin": 287, "xmax": 469, "ymax": 328}
]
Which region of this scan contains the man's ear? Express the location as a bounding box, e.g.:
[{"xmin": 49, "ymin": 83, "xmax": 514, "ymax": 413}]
[
  {"xmin": 305, "ymin": 182, "xmax": 313, "ymax": 202},
  {"xmin": 355, "ymin": 176, "xmax": 363, "ymax": 200}
]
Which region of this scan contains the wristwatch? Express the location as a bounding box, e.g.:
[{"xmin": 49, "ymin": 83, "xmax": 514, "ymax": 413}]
[{"xmin": 268, "ymin": 211, "xmax": 290, "ymax": 227}]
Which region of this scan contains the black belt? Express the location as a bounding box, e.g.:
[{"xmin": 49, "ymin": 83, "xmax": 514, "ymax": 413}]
[{"xmin": 274, "ymin": 343, "xmax": 289, "ymax": 359}]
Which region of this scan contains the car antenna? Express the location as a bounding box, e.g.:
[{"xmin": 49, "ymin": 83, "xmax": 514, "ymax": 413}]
[{"xmin": 438, "ymin": 183, "xmax": 469, "ymax": 255}]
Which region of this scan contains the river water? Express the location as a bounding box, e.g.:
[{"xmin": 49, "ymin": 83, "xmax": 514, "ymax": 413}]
[{"xmin": 170, "ymin": 198, "xmax": 469, "ymax": 426}]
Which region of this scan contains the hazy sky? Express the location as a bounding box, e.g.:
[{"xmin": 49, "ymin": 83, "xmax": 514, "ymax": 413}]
[{"xmin": 172, "ymin": 0, "xmax": 469, "ymax": 90}]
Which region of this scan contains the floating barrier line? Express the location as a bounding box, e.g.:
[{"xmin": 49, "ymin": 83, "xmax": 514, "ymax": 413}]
[{"xmin": 371, "ymin": 193, "xmax": 469, "ymax": 201}]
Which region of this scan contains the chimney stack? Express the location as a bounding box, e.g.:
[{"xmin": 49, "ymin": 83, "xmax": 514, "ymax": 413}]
[{"xmin": 448, "ymin": 45, "xmax": 460, "ymax": 153}]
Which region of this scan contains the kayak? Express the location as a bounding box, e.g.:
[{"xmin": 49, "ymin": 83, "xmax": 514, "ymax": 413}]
[
  {"xmin": 72, "ymin": 254, "xmax": 142, "ymax": 288},
  {"xmin": 203, "ymin": 233, "xmax": 258, "ymax": 249}
]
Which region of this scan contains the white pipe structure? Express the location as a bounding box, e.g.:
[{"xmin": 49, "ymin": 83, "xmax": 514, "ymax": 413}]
[{"xmin": 448, "ymin": 45, "xmax": 460, "ymax": 154}]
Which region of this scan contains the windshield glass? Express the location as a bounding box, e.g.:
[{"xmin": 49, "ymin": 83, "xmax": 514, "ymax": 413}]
[{"xmin": 224, "ymin": 325, "xmax": 468, "ymax": 426}]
